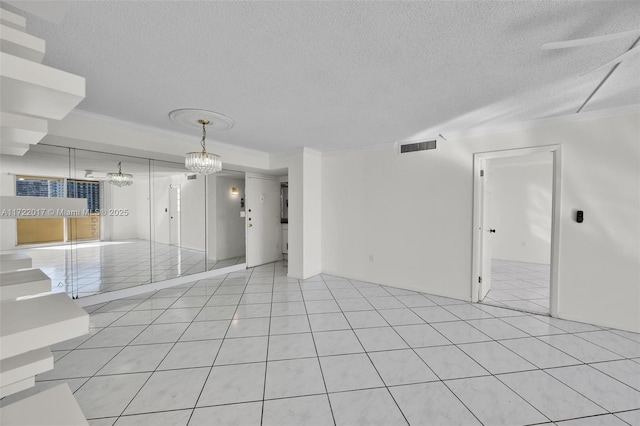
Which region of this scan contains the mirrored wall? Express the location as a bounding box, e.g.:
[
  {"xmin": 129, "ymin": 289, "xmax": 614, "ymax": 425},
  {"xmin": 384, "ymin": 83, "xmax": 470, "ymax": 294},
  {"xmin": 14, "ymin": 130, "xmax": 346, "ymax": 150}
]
[{"xmin": 0, "ymin": 144, "xmax": 246, "ymax": 297}]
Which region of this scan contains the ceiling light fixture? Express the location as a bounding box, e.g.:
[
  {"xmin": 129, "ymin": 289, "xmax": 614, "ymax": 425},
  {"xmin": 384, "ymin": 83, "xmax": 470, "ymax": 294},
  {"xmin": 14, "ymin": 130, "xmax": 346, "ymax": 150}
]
[
  {"xmin": 169, "ymin": 109, "xmax": 234, "ymax": 175},
  {"xmin": 185, "ymin": 119, "xmax": 222, "ymax": 175},
  {"xmin": 107, "ymin": 162, "xmax": 133, "ymax": 187}
]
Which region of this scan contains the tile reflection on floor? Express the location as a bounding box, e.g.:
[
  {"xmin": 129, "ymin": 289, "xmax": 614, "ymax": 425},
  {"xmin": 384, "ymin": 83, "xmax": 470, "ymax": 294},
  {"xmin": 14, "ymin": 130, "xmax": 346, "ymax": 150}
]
[
  {"xmin": 483, "ymin": 259, "xmax": 550, "ymax": 314},
  {"xmin": 4, "ymin": 262, "xmax": 640, "ymax": 426},
  {"xmin": 6, "ymin": 239, "xmax": 244, "ymax": 297}
]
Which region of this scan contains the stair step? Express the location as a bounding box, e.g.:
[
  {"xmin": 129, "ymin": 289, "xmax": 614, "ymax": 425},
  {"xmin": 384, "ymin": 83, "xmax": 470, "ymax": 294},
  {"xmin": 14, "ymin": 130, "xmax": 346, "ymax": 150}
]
[
  {"xmin": 0, "ymin": 268, "xmax": 50, "ymax": 300},
  {"xmin": 0, "ymin": 377, "xmax": 34, "ymax": 399},
  {"xmin": 0, "ymin": 23, "xmax": 45, "ymax": 63},
  {"xmin": 0, "ymin": 347, "xmax": 53, "ymax": 398},
  {"xmin": 0, "ymin": 51, "xmax": 85, "ymax": 120},
  {"xmin": 0, "ymin": 383, "xmax": 88, "ymax": 425},
  {"xmin": 0, "ymin": 8, "xmax": 25, "ymax": 31},
  {"xmin": 0, "ymin": 252, "xmax": 32, "ymax": 272},
  {"xmin": 0, "ymin": 293, "xmax": 89, "ymax": 360}
]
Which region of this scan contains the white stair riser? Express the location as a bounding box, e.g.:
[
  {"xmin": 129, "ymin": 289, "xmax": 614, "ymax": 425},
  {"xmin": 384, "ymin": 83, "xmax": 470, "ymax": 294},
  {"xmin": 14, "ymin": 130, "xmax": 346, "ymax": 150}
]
[
  {"xmin": 0, "ymin": 383, "xmax": 89, "ymax": 425},
  {"xmin": 0, "ymin": 376, "xmax": 34, "ymax": 399},
  {"xmin": 0, "ymin": 8, "xmax": 26, "ymax": 31},
  {"xmin": 0, "ymin": 347, "xmax": 53, "ymax": 396},
  {"xmin": 0, "ymin": 269, "xmax": 51, "ymax": 300},
  {"xmin": 1, "ymin": 294, "xmax": 90, "ymax": 360},
  {"xmin": 0, "ymin": 24, "xmax": 45, "ymax": 63},
  {"xmin": 0, "ymin": 52, "xmax": 85, "ymax": 120},
  {"xmin": 0, "ymin": 257, "xmax": 32, "ymax": 273}
]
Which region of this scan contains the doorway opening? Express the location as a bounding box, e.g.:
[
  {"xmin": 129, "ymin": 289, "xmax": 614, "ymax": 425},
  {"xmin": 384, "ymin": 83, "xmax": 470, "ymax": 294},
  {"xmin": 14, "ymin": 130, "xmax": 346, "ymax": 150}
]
[
  {"xmin": 472, "ymin": 146, "xmax": 561, "ymax": 317},
  {"xmin": 244, "ymin": 172, "xmax": 289, "ymax": 278}
]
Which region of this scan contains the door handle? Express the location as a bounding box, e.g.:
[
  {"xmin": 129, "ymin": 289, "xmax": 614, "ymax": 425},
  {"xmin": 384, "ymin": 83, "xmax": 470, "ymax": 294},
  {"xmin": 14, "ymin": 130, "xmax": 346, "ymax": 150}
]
[{"xmin": 489, "ymin": 229, "xmax": 496, "ymax": 233}]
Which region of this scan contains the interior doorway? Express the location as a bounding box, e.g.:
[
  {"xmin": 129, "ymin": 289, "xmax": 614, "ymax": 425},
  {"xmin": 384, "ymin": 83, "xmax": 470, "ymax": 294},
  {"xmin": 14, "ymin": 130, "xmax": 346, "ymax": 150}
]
[{"xmin": 472, "ymin": 146, "xmax": 561, "ymax": 317}]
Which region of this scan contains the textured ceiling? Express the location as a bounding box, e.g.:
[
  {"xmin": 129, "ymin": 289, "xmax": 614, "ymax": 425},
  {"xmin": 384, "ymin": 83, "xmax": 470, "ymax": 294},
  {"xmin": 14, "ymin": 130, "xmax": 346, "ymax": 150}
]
[{"xmin": 9, "ymin": 1, "xmax": 640, "ymax": 153}]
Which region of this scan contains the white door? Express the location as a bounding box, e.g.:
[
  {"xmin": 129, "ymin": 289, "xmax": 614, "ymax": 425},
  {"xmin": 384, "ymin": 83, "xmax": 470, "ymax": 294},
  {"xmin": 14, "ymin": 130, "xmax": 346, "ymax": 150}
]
[
  {"xmin": 169, "ymin": 185, "xmax": 181, "ymax": 246},
  {"xmin": 245, "ymin": 176, "xmax": 281, "ymax": 267},
  {"xmin": 479, "ymin": 162, "xmax": 493, "ymax": 300}
]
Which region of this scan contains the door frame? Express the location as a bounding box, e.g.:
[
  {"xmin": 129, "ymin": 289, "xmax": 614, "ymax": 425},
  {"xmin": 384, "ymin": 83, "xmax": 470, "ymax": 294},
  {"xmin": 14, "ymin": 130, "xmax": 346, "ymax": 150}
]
[{"xmin": 471, "ymin": 145, "xmax": 562, "ymax": 317}]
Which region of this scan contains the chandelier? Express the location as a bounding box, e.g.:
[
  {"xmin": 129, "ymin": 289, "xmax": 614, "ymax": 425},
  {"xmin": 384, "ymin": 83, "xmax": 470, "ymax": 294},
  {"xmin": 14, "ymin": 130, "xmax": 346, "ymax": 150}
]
[
  {"xmin": 106, "ymin": 162, "xmax": 133, "ymax": 187},
  {"xmin": 185, "ymin": 119, "xmax": 222, "ymax": 174}
]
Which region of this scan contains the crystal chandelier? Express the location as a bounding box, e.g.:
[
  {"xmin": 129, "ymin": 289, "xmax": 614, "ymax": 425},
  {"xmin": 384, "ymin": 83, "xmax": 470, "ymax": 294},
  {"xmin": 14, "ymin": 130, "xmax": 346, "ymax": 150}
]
[
  {"xmin": 185, "ymin": 119, "xmax": 222, "ymax": 174},
  {"xmin": 106, "ymin": 162, "xmax": 134, "ymax": 187}
]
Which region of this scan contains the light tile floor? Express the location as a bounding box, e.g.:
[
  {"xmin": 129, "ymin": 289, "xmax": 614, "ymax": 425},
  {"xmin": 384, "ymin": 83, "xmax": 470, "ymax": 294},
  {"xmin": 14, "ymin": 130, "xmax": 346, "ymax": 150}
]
[
  {"xmin": 483, "ymin": 259, "xmax": 550, "ymax": 314},
  {"xmin": 5, "ymin": 239, "xmax": 244, "ymax": 297},
  {"xmin": 4, "ymin": 262, "xmax": 640, "ymax": 426}
]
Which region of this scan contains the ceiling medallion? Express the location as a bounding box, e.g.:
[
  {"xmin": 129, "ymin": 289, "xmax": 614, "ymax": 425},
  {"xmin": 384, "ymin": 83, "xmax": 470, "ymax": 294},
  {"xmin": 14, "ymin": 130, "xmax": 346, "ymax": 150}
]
[{"xmin": 169, "ymin": 109, "xmax": 234, "ymax": 175}]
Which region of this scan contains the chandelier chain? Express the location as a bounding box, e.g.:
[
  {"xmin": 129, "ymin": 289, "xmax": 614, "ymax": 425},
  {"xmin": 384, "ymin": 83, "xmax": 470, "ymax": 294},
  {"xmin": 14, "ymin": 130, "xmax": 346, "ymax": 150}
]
[{"xmin": 201, "ymin": 122, "xmax": 207, "ymax": 152}]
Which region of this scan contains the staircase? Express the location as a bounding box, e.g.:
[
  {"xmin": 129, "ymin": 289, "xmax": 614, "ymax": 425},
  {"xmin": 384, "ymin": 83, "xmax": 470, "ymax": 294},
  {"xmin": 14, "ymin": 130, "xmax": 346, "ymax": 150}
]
[
  {"xmin": 0, "ymin": 5, "xmax": 90, "ymax": 423},
  {"xmin": 0, "ymin": 254, "xmax": 90, "ymax": 425}
]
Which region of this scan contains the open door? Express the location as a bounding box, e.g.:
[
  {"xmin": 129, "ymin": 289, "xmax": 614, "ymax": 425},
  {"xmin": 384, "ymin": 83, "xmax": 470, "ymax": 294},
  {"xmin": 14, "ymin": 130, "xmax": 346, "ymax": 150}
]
[
  {"xmin": 245, "ymin": 175, "xmax": 281, "ymax": 267},
  {"xmin": 478, "ymin": 160, "xmax": 493, "ymax": 300},
  {"xmin": 472, "ymin": 146, "xmax": 561, "ymax": 317}
]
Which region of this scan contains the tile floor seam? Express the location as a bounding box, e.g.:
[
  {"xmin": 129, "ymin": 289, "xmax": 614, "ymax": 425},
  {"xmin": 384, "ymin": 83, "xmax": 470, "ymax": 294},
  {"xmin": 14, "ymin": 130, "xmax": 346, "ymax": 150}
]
[
  {"xmin": 96, "ymin": 294, "xmax": 209, "ymax": 418},
  {"xmin": 35, "ymin": 261, "xmax": 640, "ymax": 426},
  {"xmin": 346, "ymin": 277, "xmax": 625, "ymax": 426},
  {"xmin": 390, "ymin": 292, "xmax": 550, "ymax": 424},
  {"xmin": 186, "ymin": 267, "xmax": 257, "ymax": 424},
  {"xmin": 258, "ymin": 265, "xmax": 276, "ymax": 426},
  {"xmin": 329, "ymin": 278, "xmax": 431, "ymax": 425},
  {"xmin": 572, "ymin": 331, "xmax": 637, "ymax": 360},
  {"xmin": 544, "ymin": 362, "xmax": 640, "ymax": 410},
  {"xmin": 60, "ymin": 304, "xmax": 181, "ymax": 398},
  {"xmin": 110, "ymin": 272, "xmax": 244, "ymax": 423},
  {"xmin": 300, "ymin": 274, "xmax": 338, "ymax": 426}
]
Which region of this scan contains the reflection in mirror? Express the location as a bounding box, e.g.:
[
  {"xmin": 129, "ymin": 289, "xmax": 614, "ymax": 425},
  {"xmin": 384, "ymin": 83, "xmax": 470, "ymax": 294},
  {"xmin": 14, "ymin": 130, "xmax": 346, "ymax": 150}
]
[
  {"xmin": 0, "ymin": 144, "xmax": 76, "ymax": 294},
  {"xmin": 69, "ymin": 149, "xmax": 152, "ymax": 296},
  {"xmin": 149, "ymin": 160, "xmax": 246, "ymax": 280},
  {"xmin": 206, "ymin": 170, "xmax": 246, "ymax": 269},
  {"xmin": 0, "ymin": 144, "xmax": 248, "ymax": 298},
  {"xmin": 150, "ymin": 159, "xmax": 209, "ymax": 281}
]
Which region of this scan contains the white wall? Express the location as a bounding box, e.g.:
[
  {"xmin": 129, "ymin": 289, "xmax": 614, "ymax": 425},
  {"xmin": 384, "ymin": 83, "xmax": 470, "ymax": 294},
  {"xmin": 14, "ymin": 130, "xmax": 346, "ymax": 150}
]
[
  {"xmin": 322, "ymin": 112, "xmax": 640, "ymax": 333},
  {"xmin": 150, "ymin": 174, "xmax": 206, "ymax": 251},
  {"xmin": 102, "ymin": 181, "xmax": 138, "ymax": 241},
  {"xmin": 215, "ymin": 176, "xmax": 246, "ymax": 260},
  {"xmin": 303, "ymin": 151, "xmax": 322, "ymax": 276},
  {"xmin": 270, "ymin": 148, "xmax": 322, "ymax": 279},
  {"xmin": 135, "ymin": 176, "xmax": 151, "ymax": 241},
  {"xmin": 175, "ymin": 175, "xmax": 206, "ymax": 250},
  {"xmin": 206, "ymin": 175, "xmax": 217, "ymax": 260},
  {"xmin": 489, "ymin": 153, "xmax": 552, "ymax": 264}
]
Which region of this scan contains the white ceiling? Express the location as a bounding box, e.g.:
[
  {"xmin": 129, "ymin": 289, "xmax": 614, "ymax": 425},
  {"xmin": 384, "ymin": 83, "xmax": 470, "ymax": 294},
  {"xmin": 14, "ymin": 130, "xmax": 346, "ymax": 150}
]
[{"xmin": 8, "ymin": 1, "xmax": 640, "ymax": 153}]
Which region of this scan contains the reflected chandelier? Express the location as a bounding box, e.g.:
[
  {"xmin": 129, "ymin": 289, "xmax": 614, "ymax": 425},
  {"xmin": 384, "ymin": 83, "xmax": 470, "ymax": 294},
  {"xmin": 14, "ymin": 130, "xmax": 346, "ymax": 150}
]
[
  {"xmin": 185, "ymin": 119, "xmax": 222, "ymax": 174},
  {"xmin": 107, "ymin": 162, "xmax": 133, "ymax": 187}
]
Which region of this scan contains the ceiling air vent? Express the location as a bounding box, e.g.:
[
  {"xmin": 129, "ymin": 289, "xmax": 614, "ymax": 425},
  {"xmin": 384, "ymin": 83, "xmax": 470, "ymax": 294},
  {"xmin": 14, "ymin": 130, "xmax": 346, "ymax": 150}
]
[
  {"xmin": 400, "ymin": 140, "xmax": 436, "ymax": 154},
  {"xmin": 187, "ymin": 174, "xmax": 197, "ymax": 180}
]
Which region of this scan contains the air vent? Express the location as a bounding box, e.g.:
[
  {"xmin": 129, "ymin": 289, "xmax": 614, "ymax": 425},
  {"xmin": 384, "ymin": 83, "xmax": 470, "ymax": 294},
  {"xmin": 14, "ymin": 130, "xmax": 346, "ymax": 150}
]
[
  {"xmin": 186, "ymin": 174, "xmax": 197, "ymax": 180},
  {"xmin": 400, "ymin": 140, "xmax": 436, "ymax": 154}
]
